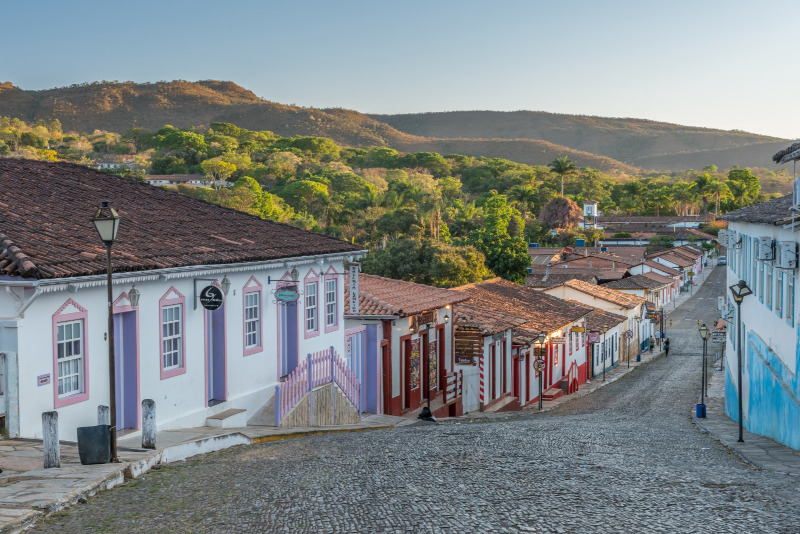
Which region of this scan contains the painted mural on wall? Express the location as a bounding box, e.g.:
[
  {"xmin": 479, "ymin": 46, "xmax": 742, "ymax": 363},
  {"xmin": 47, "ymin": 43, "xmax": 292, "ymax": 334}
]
[
  {"xmin": 428, "ymin": 339, "xmax": 438, "ymax": 392},
  {"xmin": 410, "ymin": 339, "xmax": 420, "ymax": 390}
]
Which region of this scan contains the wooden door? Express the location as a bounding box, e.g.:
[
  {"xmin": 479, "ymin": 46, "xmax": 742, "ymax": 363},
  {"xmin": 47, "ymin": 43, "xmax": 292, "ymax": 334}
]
[
  {"xmin": 421, "ymin": 332, "xmax": 429, "ymax": 400},
  {"xmin": 512, "ymin": 354, "xmax": 519, "ymax": 398}
]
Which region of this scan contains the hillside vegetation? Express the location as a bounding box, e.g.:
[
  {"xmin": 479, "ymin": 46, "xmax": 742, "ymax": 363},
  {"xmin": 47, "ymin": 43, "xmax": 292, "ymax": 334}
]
[
  {"xmin": 371, "ymin": 110, "xmax": 790, "ymax": 171},
  {"xmin": 0, "ymin": 81, "xmax": 648, "ymax": 173}
]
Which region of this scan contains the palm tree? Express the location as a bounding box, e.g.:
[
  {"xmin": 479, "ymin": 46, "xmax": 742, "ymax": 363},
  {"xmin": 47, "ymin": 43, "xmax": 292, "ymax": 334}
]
[
  {"xmin": 644, "ymin": 186, "xmax": 673, "ymax": 217},
  {"xmin": 620, "ymin": 197, "xmax": 640, "ymax": 216},
  {"xmin": 671, "ymin": 181, "xmax": 698, "ymax": 215},
  {"xmin": 549, "ymin": 156, "xmax": 578, "ymax": 197},
  {"xmin": 507, "ymin": 184, "xmax": 538, "ymax": 218},
  {"xmin": 726, "ymin": 180, "xmax": 748, "ymax": 209},
  {"xmin": 703, "ymin": 179, "xmax": 731, "ymax": 217}
]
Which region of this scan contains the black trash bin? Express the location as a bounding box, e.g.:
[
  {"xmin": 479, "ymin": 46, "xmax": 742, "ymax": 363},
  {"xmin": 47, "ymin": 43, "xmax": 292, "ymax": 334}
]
[{"xmin": 76, "ymin": 424, "xmax": 112, "ymax": 465}]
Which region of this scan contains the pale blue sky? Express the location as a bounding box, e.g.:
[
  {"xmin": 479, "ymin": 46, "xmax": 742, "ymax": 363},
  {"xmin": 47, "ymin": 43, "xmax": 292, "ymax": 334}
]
[{"xmin": 3, "ymin": 1, "xmax": 798, "ymax": 138}]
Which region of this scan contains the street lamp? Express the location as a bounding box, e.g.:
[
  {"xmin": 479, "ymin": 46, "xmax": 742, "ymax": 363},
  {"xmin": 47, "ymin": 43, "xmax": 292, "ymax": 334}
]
[
  {"xmin": 91, "ymin": 201, "xmax": 121, "ymax": 463},
  {"xmin": 534, "ymin": 332, "xmax": 547, "ymax": 410},
  {"xmin": 729, "ymin": 279, "xmax": 752, "ymax": 442},
  {"xmin": 698, "ymin": 324, "xmax": 709, "ymax": 419},
  {"xmin": 602, "ymin": 325, "xmax": 609, "ymax": 382}
]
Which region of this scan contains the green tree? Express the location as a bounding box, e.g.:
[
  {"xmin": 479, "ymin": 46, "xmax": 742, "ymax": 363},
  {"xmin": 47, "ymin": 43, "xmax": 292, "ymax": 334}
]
[
  {"xmin": 549, "ymin": 156, "xmax": 578, "ymax": 196},
  {"xmin": 467, "ymin": 194, "xmax": 529, "ymax": 283},
  {"xmin": 726, "ymin": 168, "xmax": 760, "ymax": 208},
  {"xmin": 200, "ymin": 158, "xmax": 237, "ymax": 190},
  {"xmin": 538, "ymin": 196, "xmax": 582, "ymax": 229}
]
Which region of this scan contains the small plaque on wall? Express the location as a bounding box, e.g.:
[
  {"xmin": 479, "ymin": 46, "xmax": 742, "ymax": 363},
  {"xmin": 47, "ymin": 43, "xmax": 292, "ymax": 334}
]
[{"xmin": 37, "ymin": 374, "xmax": 50, "ymax": 386}]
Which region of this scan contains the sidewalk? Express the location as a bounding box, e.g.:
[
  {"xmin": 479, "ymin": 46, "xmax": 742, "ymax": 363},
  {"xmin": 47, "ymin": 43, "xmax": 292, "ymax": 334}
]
[
  {"xmin": 693, "ymin": 367, "xmax": 800, "ymax": 476},
  {"xmin": 0, "ymin": 413, "xmax": 410, "ymax": 533}
]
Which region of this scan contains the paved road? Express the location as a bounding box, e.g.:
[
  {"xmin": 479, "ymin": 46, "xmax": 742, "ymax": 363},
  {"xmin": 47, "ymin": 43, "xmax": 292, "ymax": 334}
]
[{"xmin": 34, "ymin": 266, "xmax": 800, "ymax": 533}]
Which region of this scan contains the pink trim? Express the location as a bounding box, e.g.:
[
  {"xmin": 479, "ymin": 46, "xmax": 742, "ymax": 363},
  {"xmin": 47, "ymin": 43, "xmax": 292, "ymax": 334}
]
[
  {"xmin": 242, "ymin": 275, "xmax": 263, "ymax": 356},
  {"xmin": 304, "ymin": 268, "xmax": 320, "ymax": 339},
  {"xmin": 159, "ymin": 286, "xmax": 187, "ymax": 380},
  {"xmin": 324, "ymin": 266, "xmax": 339, "ymax": 334},
  {"xmin": 52, "ymin": 298, "xmax": 90, "ymax": 409},
  {"xmin": 113, "ymin": 292, "xmax": 141, "ymax": 430},
  {"xmin": 204, "ymin": 281, "xmax": 228, "ymax": 406}
]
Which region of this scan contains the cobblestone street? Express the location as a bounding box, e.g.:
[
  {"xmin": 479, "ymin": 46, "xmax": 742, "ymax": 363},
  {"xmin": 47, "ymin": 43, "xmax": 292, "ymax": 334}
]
[{"xmin": 33, "ymin": 266, "xmax": 800, "ymax": 533}]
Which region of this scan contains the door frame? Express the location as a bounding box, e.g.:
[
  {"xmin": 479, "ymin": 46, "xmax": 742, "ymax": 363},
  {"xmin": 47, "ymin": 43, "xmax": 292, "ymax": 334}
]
[
  {"xmin": 203, "ymin": 283, "xmax": 228, "ymax": 406},
  {"xmin": 112, "ymin": 293, "xmax": 140, "ymax": 431}
]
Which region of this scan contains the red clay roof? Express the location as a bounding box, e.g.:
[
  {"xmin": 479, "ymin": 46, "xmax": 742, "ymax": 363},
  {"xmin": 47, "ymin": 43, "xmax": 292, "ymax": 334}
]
[
  {"xmin": 648, "ymin": 252, "xmax": 694, "ymax": 268},
  {"xmin": 548, "ymin": 278, "xmax": 646, "ymax": 309},
  {"xmin": 453, "ymin": 278, "xmax": 592, "ymax": 336},
  {"xmin": 642, "ymin": 260, "xmax": 680, "ymax": 277},
  {"xmin": 641, "ymin": 271, "xmax": 675, "ymax": 285},
  {"xmin": 0, "ymin": 159, "xmax": 362, "ymax": 279},
  {"xmin": 344, "ymin": 273, "xmax": 469, "ymax": 317},
  {"xmin": 604, "ymin": 274, "xmax": 671, "ymax": 290},
  {"xmin": 454, "ymin": 303, "xmax": 528, "ymax": 335}
]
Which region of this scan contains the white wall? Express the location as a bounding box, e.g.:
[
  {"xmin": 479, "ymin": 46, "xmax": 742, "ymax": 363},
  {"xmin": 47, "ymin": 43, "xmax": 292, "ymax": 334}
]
[{"xmin": 2, "ymin": 258, "xmax": 352, "ymax": 441}]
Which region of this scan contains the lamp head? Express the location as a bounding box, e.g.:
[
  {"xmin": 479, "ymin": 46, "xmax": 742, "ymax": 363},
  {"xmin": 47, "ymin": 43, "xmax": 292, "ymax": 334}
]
[
  {"xmin": 603, "ymin": 325, "xmax": 608, "ymax": 333},
  {"xmin": 699, "ymin": 323, "xmax": 709, "ymax": 339},
  {"xmin": 128, "ymin": 284, "xmax": 140, "ymax": 308},
  {"xmin": 729, "ymin": 279, "xmax": 752, "ymax": 303},
  {"xmin": 91, "ymin": 201, "xmax": 121, "ymax": 246},
  {"xmin": 221, "ymin": 274, "xmax": 231, "ymax": 296}
]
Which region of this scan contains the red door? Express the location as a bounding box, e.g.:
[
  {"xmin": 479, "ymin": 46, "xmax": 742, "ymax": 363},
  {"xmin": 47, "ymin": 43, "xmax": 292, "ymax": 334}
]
[
  {"xmin": 501, "ymin": 341, "xmax": 507, "ymax": 394},
  {"xmin": 525, "ymin": 350, "xmax": 530, "ymax": 403},
  {"xmin": 512, "ymin": 354, "xmax": 519, "ymax": 398},
  {"xmin": 403, "ymin": 338, "xmax": 411, "ymax": 410},
  {"xmin": 490, "ymin": 343, "xmax": 496, "ymax": 400}
]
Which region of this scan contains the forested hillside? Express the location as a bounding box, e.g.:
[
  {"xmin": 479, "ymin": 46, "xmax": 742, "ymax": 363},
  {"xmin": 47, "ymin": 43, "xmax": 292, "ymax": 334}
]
[
  {"xmin": 371, "ymin": 110, "xmax": 790, "ymax": 171},
  {"xmin": 5, "ymin": 80, "xmax": 789, "ymax": 173},
  {"xmin": 0, "ymin": 116, "xmax": 788, "ymax": 286}
]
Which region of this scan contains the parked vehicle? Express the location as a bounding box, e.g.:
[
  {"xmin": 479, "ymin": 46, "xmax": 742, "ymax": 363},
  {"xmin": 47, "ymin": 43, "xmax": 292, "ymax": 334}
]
[{"xmin": 717, "ymin": 256, "xmax": 727, "ymax": 265}]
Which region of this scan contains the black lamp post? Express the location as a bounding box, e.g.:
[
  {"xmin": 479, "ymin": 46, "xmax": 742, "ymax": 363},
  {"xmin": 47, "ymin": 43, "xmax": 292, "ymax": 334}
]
[
  {"xmin": 602, "ymin": 325, "xmax": 609, "ymax": 381},
  {"xmin": 534, "ymin": 333, "xmax": 546, "ymax": 410},
  {"xmin": 698, "ymin": 323, "xmax": 709, "ymax": 418},
  {"xmin": 729, "ymin": 279, "xmax": 752, "ymax": 442},
  {"xmin": 91, "ymin": 201, "xmax": 121, "ymax": 463}
]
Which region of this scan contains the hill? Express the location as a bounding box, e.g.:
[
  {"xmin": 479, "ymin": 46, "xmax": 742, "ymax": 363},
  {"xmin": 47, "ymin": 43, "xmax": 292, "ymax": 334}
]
[
  {"xmin": 370, "ymin": 110, "xmax": 792, "ymax": 171},
  {"xmin": 0, "ymin": 81, "xmax": 640, "ymax": 174}
]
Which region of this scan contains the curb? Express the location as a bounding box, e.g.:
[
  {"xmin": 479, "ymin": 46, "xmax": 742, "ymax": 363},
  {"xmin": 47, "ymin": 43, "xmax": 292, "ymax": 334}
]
[
  {"xmin": 0, "ymin": 423, "xmax": 395, "ymax": 533},
  {"xmin": 691, "ymin": 413, "xmax": 764, "ymax": 473}
]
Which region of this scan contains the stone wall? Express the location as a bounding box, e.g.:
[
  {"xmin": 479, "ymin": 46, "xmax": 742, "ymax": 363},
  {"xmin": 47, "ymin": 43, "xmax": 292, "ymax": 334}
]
[{"xmin": 280, "ymin": 383, "xmax": 360, "ymax": 428}]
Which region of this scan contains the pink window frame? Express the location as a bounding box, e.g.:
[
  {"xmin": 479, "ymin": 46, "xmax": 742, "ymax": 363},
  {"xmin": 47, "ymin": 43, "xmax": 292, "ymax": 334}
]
[
  {"xmin": 304, "ymin": 269, "xmax": 320, "ymax": 339},
  {"xmin": 52, "ymin": 298, "xmax": 90, "ymax": 409},
  {"xmin": 324, "ymin": 266, "xmax": 339, "ymax": 333},
  {"xmin": 159, "ymin": 286, "xmax": 187, "ymax": 379},
  {"xmin": 243, "ymin": 276, "xmax": 263, "ymax": 356}
]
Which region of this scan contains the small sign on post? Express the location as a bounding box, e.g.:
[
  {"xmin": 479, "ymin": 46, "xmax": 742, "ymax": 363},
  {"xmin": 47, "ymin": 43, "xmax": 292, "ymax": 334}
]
[
  {"xmin": 534, "ymin": 359, "xmax": 545, "ymax": 372},
  {"xmin": 349, "ymin": 262, "xmax": 360, "ymax": 315}
]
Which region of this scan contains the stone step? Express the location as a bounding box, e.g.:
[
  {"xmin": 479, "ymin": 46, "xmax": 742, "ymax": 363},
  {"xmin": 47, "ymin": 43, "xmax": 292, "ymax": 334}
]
[
  {"xmin": 542, "ymin": 388, "xmax": 564, "ymax": 401},
  {"xmin": 484, "ymin": 394, "xmax": 521, "ymax": 413},
  {"xmin": 206, "ymin": 408, "xmax": 247, "ymax": 429}
]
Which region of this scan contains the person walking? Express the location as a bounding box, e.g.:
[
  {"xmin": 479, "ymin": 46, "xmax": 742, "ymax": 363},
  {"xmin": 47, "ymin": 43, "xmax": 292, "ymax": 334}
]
[
  {"xmin": 664, "ymin": 338, "xmax": 670, "ymax": 357},
  {"xmin": 649, "ymin": 336, "xmax": 655, "ymax": 353}
]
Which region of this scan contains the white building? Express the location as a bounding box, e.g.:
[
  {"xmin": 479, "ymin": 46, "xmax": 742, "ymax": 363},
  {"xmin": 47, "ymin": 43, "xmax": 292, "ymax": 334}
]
[
  {"xmin": 0, "ymin": 159, "xmax": 364, "ymax": 440},
  {"xmin": 719, "ymin": 190, "xmax": 800, "ymax": 449}
]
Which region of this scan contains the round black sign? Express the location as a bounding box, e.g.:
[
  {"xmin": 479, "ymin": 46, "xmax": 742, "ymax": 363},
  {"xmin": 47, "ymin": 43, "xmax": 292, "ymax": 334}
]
[{"xmin": 199, "ymin": 285, "xmax": 224, "ymax": 310}]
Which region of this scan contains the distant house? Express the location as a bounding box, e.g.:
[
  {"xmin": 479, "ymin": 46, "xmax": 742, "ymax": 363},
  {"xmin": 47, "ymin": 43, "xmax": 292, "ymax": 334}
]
[
  {"xmin": 580, "ymin": 306, "xmax": 626, "ymax": 379},
  {"xmin": 454, "ymin": 279, "xmax": 592, "ymax": 408},
  {"xmin": 543, "ymin": 279, "xmax": 652, "ymax": 366},
  {"xmin": 604, "ymin": 273, "xmax": 674, "ymax": 309},
  {"xmin": 144, "ymin": 174, "xmax": 232, "ymax": 188},
  {"xmin": 0, "ymin": 159, "xmax": 363, "ymax": 439},
  {"xmin": 596, "ymin": 214, "xmax": 714, "ymax": 229}
]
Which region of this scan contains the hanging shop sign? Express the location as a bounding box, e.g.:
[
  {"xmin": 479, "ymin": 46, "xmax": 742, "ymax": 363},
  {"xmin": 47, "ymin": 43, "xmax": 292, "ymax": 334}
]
[
  {"xmin": 275, "ymin": 286, "xmax": 300, "ymax": 302},
  {"xmin": 199, "ymin": 285, "xmax": 224, "ymax": 311},
  {"xmin": 587, "ymin": 332, "xmax": 600, "ymax": 344},
  {"xmin": 550, "ymin": 336, "xmax": 566, "ymax": 345},
  {"xmin": 570, "ymin": 326, "xmax": 585, "ymax": 333}
]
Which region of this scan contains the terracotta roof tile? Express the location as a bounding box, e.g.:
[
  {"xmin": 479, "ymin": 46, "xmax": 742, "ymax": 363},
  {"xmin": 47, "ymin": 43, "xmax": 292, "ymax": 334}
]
[
  {"xmin": 551, "ymin": 278, "xmax": 645, "ymax": 309},
  {"xmin": 647, "ymin": 252, "xmax": 694, "ymax": 268},
  {"xmin": 524, "ymin": 272, "xmax": 597, "ymax": 288},
  {"xmin": 454, "ymin": 303, "xmax": 528, "ymax": 335},
  {"xmin": 604, "ymin": 274, "xmax": 671, "ymax": 290},
  {"xmin": 453, "ymin": 278, "xmax": 592, "ymax": 336},
  {"xmin": 641, "ymin": 271, "xmax": 675, "ymax": 285},
  {"xmin": 0, "ymin": 159, "xmax": 362, "ymax": 279},
  {"xmin": 344, "ymin": 273, "xmax": 469, "ymax": 317},
  {"xmin": 642, "ymin": 260, "xmax": 680, "ymax": 277},
  {"xmin": 719, "ymin": 195, "xmax": 794, "ymax": 225}
]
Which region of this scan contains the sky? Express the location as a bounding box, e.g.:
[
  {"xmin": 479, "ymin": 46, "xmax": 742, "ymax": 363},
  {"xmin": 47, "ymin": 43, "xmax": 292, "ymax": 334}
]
[{"xmin": 3, "ymin": 0, "xmax": 799, "ymax": 139}]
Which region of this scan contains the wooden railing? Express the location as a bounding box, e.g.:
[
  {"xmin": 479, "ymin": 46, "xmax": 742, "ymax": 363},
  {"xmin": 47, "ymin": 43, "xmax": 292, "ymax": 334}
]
[
  {"xmin": 274, "ymin": 346, "xmax": 360, "ymax": 426},
  {"xmin": 443, "ymin": 370, "xmax": 463, "ymax": 404}
]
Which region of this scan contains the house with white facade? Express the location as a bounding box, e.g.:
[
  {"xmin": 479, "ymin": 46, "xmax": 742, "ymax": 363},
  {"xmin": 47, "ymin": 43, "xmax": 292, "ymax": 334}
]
[
  {"xmin": 718, "ymin": 188, "xmax": 800, "ymax": 449},
  {"xmin": 454, "ymin": 279, "xmax": 592, "ymax": 408},
  {"xmin": 0, "ymin": 159, "xmax": 364, "ymax": 440},
  {"xmin": 581, "ymin": 307, "xmax": 625, "ymax": 379},
  {"xmin": 543, "ymin": 279, "xmax": 650, "ymax": 366},
  {"xmin": 604, "ymin": 274, "xmax": 673, "ymax": 309}
]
